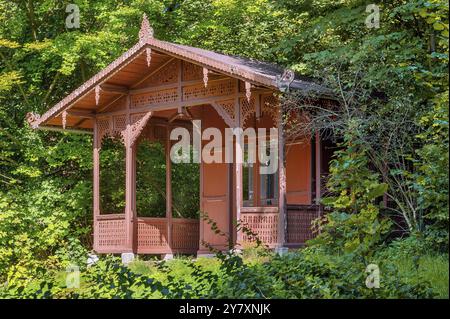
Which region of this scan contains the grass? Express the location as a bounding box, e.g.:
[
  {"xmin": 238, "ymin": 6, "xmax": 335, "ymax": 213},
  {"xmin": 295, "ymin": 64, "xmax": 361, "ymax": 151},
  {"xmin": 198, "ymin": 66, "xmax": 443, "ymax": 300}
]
[
  {"xmin": 127, "ymin": 245, "xmax": 449, "ymax": 299},
  {"xmin": 393, "ymin": 253, "xmax": 449, "ymax": 298}
]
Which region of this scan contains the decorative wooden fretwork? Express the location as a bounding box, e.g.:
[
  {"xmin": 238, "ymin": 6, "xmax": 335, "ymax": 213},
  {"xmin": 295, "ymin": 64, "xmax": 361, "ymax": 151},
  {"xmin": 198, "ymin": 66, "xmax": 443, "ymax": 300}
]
[
  {"xmin": 219, "ymin": 100, "xmax": 236, "ymax": 121},
  {"xmin": 183, "ymin": 79, "xmax": 236, "ymax": 101},
  {"xmin": 97, "ymin": 117, "xmax": 112, "ymax": 144},
  {"xmin": 132, "ymin": 88, "xmax": 179, "ymax": 108},
  {"xmin": 113, "ymin": 114, "xmax": 127, "ymax": 132},
  {"xmin": 96, "ymin": 218, "xmax": 127, "ymax": 248},
  {"xmin": 212, "ymin": 99, "xmax": 236, "ymax": 128},
  {"xmin": 138, "ymin": 59, "xmax": 179, "ymax": 87},
  {"xmin": 182, "ymin": 61, "xmax": 203, "ymax": 81},
  {"xmin": 137, "ymin": 218, "xmax": 168, "ymax": 250},
  {"xmin": 130, "ymin": 111, "xmax": 152, "ymax": 145},
  {"xmin": 26, "ymin": 112, "xmax": 41, "ymax": 129},
  {"xmin": 62, "ymin": 111, "xmax": 67, "ymax": 129},
  {"xmin": 95, "ymin": 85, "xmax": 101, "ymax": 105},
  {"xmin": 139, "ymin": 14, "xmax": 154, "ymax": 42},
  {"xmin": 172, "ymin": 219, "xmax": 199, "ymax": 252},
  {"xmin": 261, "ymin": 94, "xmax": 279, "ymax": 126},
  {"xmin": 111, "ymin": 114, "xmax": 126, "ymax": 143},
  {"xmin": 286, "ymin": 206, "xmax": 322, "ymax": 245},
  {"xmin": 240, "ymin": 97, "xmax": 256, "ymax": 129},
  {"xmin": 241, "ymin": 213, "xmax": 278, "ymax": 248},
  {"xmin": 244, "ymin": 81, "xmax": 252, "ymax": 102},
  {"xmin": 97, "ymin": 111, "xmax": 152, "ymax": 146},
  {"xmin": 95, "ymin": 216, "xmax": 200, "ymax": 254},
  {"xmin": 143, "ymin": 47, "xmax": 152, "ymax": 67},
  {"xmin": 140, "ymin": 13, "xmax": 154, "ymax": 68},
  {"xmin": 203, "ymin": 68, "xmax": 209, "ymax": 87}
]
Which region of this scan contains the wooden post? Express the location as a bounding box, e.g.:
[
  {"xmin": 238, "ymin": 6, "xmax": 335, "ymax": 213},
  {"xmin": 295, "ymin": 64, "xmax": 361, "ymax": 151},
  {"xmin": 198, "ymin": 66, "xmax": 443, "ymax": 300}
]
[
  {"xmin": 254, "ymin": 94, "xmax": 261, "ymax": 207},
  {"xmin": 93, "ymin": 118, "xmax": 100, "ymax": 250},
  {"xmin": 235, "ymin": 82, "xmax": 243, "ymax": 246},
  {"xmin": 315, "ymin": 131, "xmax": 321, "ymax": 206},
  {"xmin": 125, "ymin": 94, "xmax": 136, "ymax": 252},
  {"xmin": 199, "ymin": 156, "xmax": 205, "ymax": 253},
  {"xmin": 166, "ymin": 126, "xmax": 173, "ymax": 253},
  {"xmin": 277, "ymin": 107, "xmax": 287, "ymax": 247}
]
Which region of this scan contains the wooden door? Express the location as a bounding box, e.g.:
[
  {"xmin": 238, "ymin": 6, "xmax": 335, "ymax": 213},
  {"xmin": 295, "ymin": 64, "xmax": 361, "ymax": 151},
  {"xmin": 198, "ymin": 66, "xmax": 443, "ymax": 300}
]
[{"xmin": 199, "ymin": 152, "xmax": 231, "ymax": 252}]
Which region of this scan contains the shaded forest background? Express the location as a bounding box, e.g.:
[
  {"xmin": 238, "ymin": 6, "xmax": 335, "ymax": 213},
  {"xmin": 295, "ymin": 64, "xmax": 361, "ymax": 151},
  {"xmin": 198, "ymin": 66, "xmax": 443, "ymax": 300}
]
[{"xmin": 0, "ymin": 0, "xmax": 448, "ymax": 298}]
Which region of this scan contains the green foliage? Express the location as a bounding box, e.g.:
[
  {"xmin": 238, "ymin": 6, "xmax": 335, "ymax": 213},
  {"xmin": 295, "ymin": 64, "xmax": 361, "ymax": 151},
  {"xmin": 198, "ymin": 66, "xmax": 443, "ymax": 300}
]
[
  {"xmin": 171, "ymin": 157, "xmax": 200, "ymax": 219},
  {"xmin": 0, "ymin": 130, "xmax": 92, "ymax": 284},
  {"xmin": 0, "ymin": 243, "xmax": 439, "ymax": 299},
  {"xmin": 136, "ymin": 140, "xmax": 166, "ymax": 217},
  {"xmin": 311, "ymin": 129, "xmax": 391, "ymax": 257},
  {"xmin": 375, "ymin": 236, "xmax": 449, "ymax": 298},
  {"xmin": 415, "ymin": 91, "xmax": 449, "ymax": 250},
  {"xmin": 99, "ymin": 138, "xmax": 200, "ymax": 218},
  {"xmin": 100, "ymin": 137, "xmax": 126, "ymax": 214},
  {"xmin": 0, "ymin": 0, "xmax": 447, "ymax": 299}
]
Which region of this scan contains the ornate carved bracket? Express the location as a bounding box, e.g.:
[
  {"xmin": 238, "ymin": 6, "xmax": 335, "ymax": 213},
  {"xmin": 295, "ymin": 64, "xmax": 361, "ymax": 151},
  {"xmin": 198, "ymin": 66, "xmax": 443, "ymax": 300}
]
[
  {"xmin": 97, "ymin": 116, "xmax": 125, "ymax": 145},
  {"xmin": 203, "ymin": 68, "xmax": 209, "ymax": 87},
  {"xmin": 261, "ymin": 94, "xmax": 279, "ymax": 126},
  {"xmin": 212, "ymin": 100, "xmax": 236, "ymax": 128},
  {"xmin": 95, "ymin": 85, "xmax": 101, "ymax": 106},
  {"xmin": 97, "ymin": 111, "xmax": 152, "ymax": 147},
  {"xmin": 210, "ymin": 94, "xmax": 277, "ymax": 129},
  {"xmin": 240, "ymin": 97, "xmax": 256, "ymax": 129},
  {"xmin": 130, "ymin": 111, "xmax": 153, "ymax": 146},
  {"xmin": 245, "ymin": 81, "xmax": 252, "ymax": 102}
]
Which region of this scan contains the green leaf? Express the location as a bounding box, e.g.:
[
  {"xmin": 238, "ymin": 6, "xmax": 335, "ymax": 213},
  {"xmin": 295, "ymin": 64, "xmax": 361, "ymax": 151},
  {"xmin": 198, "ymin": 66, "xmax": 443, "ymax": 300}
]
[{"xmin": 367, "ymin": 183, "xmax": 388, "ymax": 200}]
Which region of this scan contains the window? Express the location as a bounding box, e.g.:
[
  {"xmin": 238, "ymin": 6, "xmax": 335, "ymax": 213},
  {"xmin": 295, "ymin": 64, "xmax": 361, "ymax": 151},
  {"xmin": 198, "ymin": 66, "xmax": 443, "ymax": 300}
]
[
  {"xmin": 243, "ymin": 143, "xmax": 254, "ymax": 207},
  {"xmin": 259, "ymin": 142, "xmax": 278, "ymax": 206},
  {"xmin": 243, "ymin": 139, "xmax": 278, "ymax": 207}
]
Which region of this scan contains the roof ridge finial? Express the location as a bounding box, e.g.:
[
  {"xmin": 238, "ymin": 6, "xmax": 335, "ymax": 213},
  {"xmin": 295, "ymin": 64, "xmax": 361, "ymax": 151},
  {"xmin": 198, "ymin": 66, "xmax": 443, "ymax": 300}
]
[{"xmin": 139, "ymin": 13, "xmax": 154, "ymax": 42}]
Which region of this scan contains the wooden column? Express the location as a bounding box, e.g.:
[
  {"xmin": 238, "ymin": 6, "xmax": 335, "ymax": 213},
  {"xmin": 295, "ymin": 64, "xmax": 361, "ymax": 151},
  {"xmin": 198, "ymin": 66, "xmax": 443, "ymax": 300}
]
[
  {"xmin": 315, "ymin": 131, "xmax": 321, "ymax": 205},
  {"xmin": 254, "ymin": 94, "xmax": 261, "ymax": 207},
  {"xmin": 93, "ymin": 118, "xmax": 100, "ymax": 250},
  {"xmin": 277, "ymin": 108, "xmax": 287, "ymax": 247},
  {"xmin": 235, "ymin": 83, "xmax": 243, "ymax": 246},
  {"xmin": 125, "ymin": 94, "xmax": 136, "ymax": 252},
  {"xmin": 166, "ymin": 126, "xmax": 173, "ymax": 252}
]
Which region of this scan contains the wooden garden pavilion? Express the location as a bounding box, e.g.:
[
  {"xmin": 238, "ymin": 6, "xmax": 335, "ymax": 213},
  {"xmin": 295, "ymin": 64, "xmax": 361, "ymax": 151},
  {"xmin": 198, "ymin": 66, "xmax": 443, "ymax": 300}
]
[{"xmin": 27, "ymin": 15, "xmax": 331, "ymax": 256}]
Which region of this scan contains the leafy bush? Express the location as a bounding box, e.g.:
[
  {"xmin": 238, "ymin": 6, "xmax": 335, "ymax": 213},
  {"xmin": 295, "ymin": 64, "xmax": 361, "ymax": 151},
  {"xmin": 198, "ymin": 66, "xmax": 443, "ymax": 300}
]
[
  {"xmin": 375, "ymin": 236, "xmax": 449, "ymax": 298},
  {"xmin": 0, "ymin": 243, "xmax": 438, "ymax": 299},
  {"xmin": 311, "ymin": 129, "xmax": 391, "ymax": 258}
]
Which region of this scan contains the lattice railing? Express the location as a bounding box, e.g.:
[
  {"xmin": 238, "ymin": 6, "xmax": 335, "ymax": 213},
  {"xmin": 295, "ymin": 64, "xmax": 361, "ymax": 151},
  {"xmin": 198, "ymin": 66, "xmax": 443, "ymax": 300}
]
[
  {"xmin": 95, "ymin": 214, "xmax": 127, "ymax": 252},
  {"xmin": 241, "ymin": 212, "xmax": 278, "ymax": 248},
  {"xmin": 286, "ymin": 205, "xmax": 322, "ymax": 245},
  {"xmin": 172, "ymin": 219, "xmax": 200, "ymax": 252},
  {"xmin": 137, "ymin": 217, "xmax": 169, "ymax": 253},
  {"xmin": 94, "ymin": 216, "xmax": 199, "ymax": 254}
]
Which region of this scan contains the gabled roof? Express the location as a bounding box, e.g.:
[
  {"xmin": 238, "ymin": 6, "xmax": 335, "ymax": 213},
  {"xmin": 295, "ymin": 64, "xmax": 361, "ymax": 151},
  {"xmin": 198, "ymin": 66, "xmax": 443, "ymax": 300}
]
[{"xmin": 27, "ymin": 14, "xmax": 327, "ymax": 131}]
